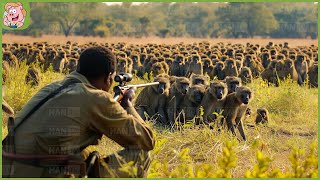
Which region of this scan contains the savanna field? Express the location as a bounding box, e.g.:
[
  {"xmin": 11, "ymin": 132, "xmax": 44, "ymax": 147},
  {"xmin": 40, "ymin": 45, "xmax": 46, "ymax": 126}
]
[{"xmin": 1, "ymin": 36, "xmax": 318, "ymax": 178}]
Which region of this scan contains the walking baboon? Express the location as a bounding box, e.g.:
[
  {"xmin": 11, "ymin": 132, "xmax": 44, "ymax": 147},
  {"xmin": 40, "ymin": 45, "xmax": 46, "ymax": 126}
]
[
  {"xmin": 135, "ymin": 75, "xmax": 170, "ymax": 125},
  {"xmin": 166, "ymin": 77, "xmax": 190, "ymax": 125},
  {"xmin": 201, "ymin": 81, "xmax": 228, "ymax": 123},
  {"xmin": 226, "ymin": 76, "xmax": 242, "ymax": 94},
  {"xmin": 221, "ymin": 86, "xmax": 253, "ymax": 141},
  {"xmin": 255, "ymin": 108, "xmax": 269, "ymax": 125}
]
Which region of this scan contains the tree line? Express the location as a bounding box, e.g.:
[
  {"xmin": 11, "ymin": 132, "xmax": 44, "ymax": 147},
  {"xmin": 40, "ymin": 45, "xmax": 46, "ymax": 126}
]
[{"xmin": 4, "ymin": 2, "xmax": 318, "ymax": 39}]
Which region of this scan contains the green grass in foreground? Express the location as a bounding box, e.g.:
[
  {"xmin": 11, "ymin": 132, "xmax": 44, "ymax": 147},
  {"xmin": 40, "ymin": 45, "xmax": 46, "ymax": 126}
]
[{"xmin": 2, "ymin": 63, "xmax": 318, "ymax": 178}]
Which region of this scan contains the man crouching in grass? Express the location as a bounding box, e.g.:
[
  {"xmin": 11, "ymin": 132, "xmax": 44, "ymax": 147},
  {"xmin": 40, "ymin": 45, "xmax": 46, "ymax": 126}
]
[{"xmin": 2, "ymin": 46, "xmax": 155, "ymax": 178}]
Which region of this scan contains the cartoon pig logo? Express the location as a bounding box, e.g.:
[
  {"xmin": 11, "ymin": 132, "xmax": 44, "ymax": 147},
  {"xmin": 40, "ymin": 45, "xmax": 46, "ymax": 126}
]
[{"xmin": 3, "ymin": 2, "xmax": 27, "ymax": 28}]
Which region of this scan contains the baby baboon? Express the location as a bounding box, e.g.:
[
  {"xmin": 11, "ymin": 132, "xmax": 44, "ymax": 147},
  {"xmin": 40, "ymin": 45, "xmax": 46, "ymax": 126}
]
[
  {"xmin": 25, "ymin": 66, "xmax": 40, "ymax": 87},
  {"xmin": 294, "ymin": 54, "xmax": 308, "ymax": 85},
  {"xmin": 179, "ymin": 85, "xmax": 206, "ymax": 123},
  {"xmin": 223, "ymin": 59, "xmax": 238, "ymax": 77},
  {"xmin": 201, "ymin": 81, "xmax": 228, "ymax": 123},
  {"xmin": 226, "ymin": 76, "xmax": 242, "ymax": 94},
  {"xmin": 135, "ymin": 75, "xmax": 170, "ymax": 125},
  {"xmin": 211, "ymin": 61, "xmax": 225, "ymax": 80},
  {"xmin": 190, "ymin": 74, "xmax": 209, "ymax": 86},
  {"xmin": 239, "ymin": 67, "xmax": 253, "ymax": 84},
  {"xmin": 255, "ymin": 108, "xmax": 269, "ymax": 125},
  {"xmin": 186, "ymin": 54, "xmax": 203, "ymax": 77},
  {"xmin": 166, "ymin": 77, "xmax": 190, "ymax": 125},
  {"xmin": 221, "ymin": 86, "xmax": 253, "ymax": 141},
  {"xmin": 308, "ymin": 62, "xmax": 318, "ymax": 88}
]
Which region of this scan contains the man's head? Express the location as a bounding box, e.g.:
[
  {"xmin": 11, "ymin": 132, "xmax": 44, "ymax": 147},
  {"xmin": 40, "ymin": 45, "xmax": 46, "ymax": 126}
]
[{"xmin": 77, "ymin": 46, "xmax": 116, "ymax": 92}]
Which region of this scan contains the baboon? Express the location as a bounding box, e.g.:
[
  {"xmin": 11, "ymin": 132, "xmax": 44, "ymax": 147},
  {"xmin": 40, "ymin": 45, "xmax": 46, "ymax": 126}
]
[
  {"xmin": 160, "ymin": 61, "xmax": 170, "ymax": 74},
  {"xmin": 239, "ymin": 67, "xmax": 253, "ymax": 84},
  {"xmin": 171, "ymin": 54, "xmax": 187, "ymax": 77},
  {"xmin": 53, "ymin": 51, "xmax": 68, "ymax": 73},
  {"xmin": 255, "ymin": 108, "xmax": 269, "ymax": 125},
  {"xmin": 294, "ymin": 54, "xmax": 308, "ymax": 85},
  {"xmin": 186, "ymin": 54, "xmax": 203, "ymax": 77},
  {"xmin": 27, "ymin": 49, "xmax": 45, "ymax": 65},
  {"xmin": 201, "ymin": 80, "xmax": 228, "ymax": 122},
  {"xmin": 202, "ymin": 58, "xmax": 214, "ymax": 76},
  {"xmin": 190, "ymin": 74, "xmax": 209, "ymax": 86},
  {"xmin": 221, "ymin": 86, "xmax": 253, "ymax": 141},
  {"xmin": 166, "ymin": 77, "xmax": 190, "ymax": 125},
  {"xmin": 273, "ymin": 59, "xmax": 299, "ymax": 86},
  {"xmin": 44, "ymin": 50, "xmax": 57, "ymax": 71},
  {"xmin": 223, "ymin": 59, "xmax": 238, "ymax": 77},
  {"xmin": 17, "ymin": 46, "xmax": 29, "ymax": 62},
  {"xmin": 235, "ymin": 60, "xmax": 243, "ymax": 72},
  {"xmin": 308, "ymin": 62, "xmax": 318, "ymax": 88},
  {"xmin": 151, "ymin": 62, "xmax": 166, "ymax": 77},
  {"xmin": 211, "ymin": 62, "xmax": 225, "ymax": 80},
  {"xmin": 226, "ymin": 76, "xmax": 242, "ymax": 94},
  {"xmin": 3, "ymin": 51, "xmax": 18, "ymax": 67},
  {"xmin": 260, "ymin": 52, "xmax": 271, "ymax": 68},
  {"xmin": 117, "ymin": 58, "xmax": 129, "ymax": 74},
  {"xmin": 67, "ymin": 58, "xmax": 78, "ymax": 73},
  {"xmin": 261, "ymin": 60, "xmax": 278, "ymax": 84},
  {"xmin": 135, "ymin": 75, "xmax": 170, "ymax": 125},
  {"xmin": 178, "ymin": 85, "xmax": 207, "ymax": 123},
  {"xmin": 25, "ymin": 66, "xmax": 40, "ymax": 87}
]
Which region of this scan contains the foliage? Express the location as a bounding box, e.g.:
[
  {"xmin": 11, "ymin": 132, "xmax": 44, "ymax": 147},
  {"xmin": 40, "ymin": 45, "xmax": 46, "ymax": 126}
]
[{"xmin": 4, "ymin": 2, "xmax": 317, "ymax": 38}]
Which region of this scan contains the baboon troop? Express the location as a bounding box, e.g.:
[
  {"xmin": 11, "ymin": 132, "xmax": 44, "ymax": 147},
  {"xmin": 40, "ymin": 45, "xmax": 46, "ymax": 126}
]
[{"xmin": 2, "ymin": 41, "xmax": 318, "ymax": 141}]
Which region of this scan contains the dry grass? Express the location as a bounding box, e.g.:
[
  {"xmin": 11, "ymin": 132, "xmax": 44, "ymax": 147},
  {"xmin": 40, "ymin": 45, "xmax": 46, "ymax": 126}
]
[
  {"xmin": 2, "ymin": 34, "xmax": 318, "ymax": 47},
  {"xmin": 2, "ymin": 61, "xmax": 318, "ymax": 177}
]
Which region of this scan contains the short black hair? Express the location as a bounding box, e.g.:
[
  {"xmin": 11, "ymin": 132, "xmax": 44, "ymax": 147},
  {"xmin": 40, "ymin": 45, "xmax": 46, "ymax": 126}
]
[{"xmin": 77, "ymin": 46, "xmax": 116, "ymax": 78}]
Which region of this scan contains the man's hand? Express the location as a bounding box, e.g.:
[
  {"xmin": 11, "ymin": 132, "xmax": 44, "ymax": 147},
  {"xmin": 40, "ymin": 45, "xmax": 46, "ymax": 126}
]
[{"xmin": 120, "ymin": 87, "xmax": 137, "ymax": 108}]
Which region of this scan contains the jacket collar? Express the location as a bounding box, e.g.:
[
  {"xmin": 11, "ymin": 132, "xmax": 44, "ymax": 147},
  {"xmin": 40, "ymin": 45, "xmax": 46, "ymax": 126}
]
[{"xmin": 64, "ymin": 71, "xmax": 95, "ymax": 88}]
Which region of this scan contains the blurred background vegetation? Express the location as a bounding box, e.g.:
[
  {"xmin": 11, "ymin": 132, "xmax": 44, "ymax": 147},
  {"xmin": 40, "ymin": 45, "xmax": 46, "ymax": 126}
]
[{"xmin": 3, "ymin": 2, "xmax": 318, "ymax": 39}]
